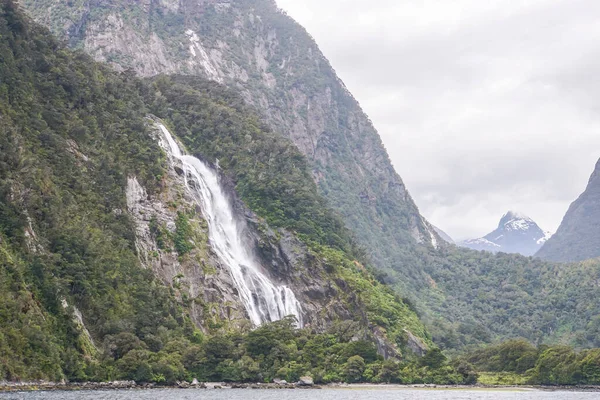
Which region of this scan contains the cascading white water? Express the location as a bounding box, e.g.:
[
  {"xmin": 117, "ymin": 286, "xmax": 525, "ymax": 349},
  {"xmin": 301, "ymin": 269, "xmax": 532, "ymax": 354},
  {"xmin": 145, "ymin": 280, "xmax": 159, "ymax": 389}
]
[{"xmin": 157, "ymin": 123, "xmax": 303, "ymax": 327}]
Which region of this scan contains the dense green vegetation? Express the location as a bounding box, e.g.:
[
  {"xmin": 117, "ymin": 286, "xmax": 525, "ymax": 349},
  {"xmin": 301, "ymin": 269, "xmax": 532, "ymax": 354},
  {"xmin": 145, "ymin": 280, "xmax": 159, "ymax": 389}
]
[
  {"xmin": 113, "ymin": 317, "xmax": 474, "ymax": 385},
  {"xmin": 0, "ymin": 0, "xmax": 199, "ymax": 380},
  {"xmin": 412, "ymin": 250, "xmax": 600, "ymax": 352},
  {"xmin": 463, "ymin": 339, "xmax": 600, "ymax": 385}
]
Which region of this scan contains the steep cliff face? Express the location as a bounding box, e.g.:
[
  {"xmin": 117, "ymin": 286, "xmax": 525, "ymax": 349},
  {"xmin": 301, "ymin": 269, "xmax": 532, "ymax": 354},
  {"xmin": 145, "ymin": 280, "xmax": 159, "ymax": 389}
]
[
  {"xmin": 124, "ymin": 127, "xmax": 249, "ymax": 330},
  {"xmin": 21, "ymin": 0, "xmax": 441, "ymax": 291},
  {"xmin": 537, "ymin": 159, "xmax": 600, "ymax": 262}
]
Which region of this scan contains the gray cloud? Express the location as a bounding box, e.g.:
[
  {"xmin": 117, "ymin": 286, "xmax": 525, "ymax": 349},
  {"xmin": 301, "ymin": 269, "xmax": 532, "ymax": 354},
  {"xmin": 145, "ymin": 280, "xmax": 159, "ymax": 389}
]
[{"xmin": 277, "ymin": 0, "xmax": 600, "ymax": 240}]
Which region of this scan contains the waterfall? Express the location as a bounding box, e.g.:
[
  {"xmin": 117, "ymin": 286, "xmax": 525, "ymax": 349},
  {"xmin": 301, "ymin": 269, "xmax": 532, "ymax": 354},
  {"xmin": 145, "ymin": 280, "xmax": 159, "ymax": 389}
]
[{"xmin": 157, "ymin": 122, "xmax": 303, "ymax": 327}]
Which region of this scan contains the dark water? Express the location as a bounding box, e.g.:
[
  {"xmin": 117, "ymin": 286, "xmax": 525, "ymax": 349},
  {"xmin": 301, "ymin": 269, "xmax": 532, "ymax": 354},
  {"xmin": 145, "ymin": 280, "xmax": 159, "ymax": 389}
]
[{"xmin": 0, "ymin": 388, "xmax": 597, "ymax": 400}]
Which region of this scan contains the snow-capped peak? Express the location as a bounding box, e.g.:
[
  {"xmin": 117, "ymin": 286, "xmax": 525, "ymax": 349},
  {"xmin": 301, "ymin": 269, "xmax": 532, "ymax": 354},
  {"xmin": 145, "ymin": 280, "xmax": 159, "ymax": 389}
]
[
  {"xmin": 460, "ymin": 211, "xmax": 552, "ymax": 256},
  {"xmin": 499, "ymin": 211, "xmax": 535, "ymax": 232},
  {"xmin": 502, "ymin": 210, "xmax": 531, "ymax": 221}
]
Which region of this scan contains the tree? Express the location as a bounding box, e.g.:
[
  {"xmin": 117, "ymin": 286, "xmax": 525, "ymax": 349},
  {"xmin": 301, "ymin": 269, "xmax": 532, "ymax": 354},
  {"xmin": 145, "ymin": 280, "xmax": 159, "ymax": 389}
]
[
  {"xmin": 580, "ymin": 349, "xmax": 600, "ymax": 384},
  {"xmin": 344, "ymin": 355, "xmax": 365, "ymax": 383},
  {"xmin": 116, "ymin": 349, "xmax": 152, "ymax": 382},
  {"xmin": 377, "ymin": 360, "xmax": 401, "ymax": 383},
  {"xmin": 420, "ymin": 348, "xmax": 447, "ymax": 369},
  {"xmin": 531, "ymin": 346, "xmax": 580, "ymax": 385}
]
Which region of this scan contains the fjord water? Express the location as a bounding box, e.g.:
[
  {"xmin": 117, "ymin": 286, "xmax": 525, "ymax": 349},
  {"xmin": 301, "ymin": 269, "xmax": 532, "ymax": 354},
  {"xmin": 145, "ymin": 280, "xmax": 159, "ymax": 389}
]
[
  {"xmin": 1, "ymin": 389, "xmax": 597, "ymax": 400},
  {"xmin": 158, "ymin": 123, "xmax": 302, "ymax": 326}
]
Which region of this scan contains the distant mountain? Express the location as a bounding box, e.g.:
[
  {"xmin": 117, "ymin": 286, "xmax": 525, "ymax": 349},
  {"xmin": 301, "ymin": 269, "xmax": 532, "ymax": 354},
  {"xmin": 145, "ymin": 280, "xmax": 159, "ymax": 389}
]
[
  {"xmin": 537, "ymin": 159, "xmax": 600, "ymax": 262},
  {"xmin": 460, "ymin": 211, "xmax": 552, "ymax": 256}
]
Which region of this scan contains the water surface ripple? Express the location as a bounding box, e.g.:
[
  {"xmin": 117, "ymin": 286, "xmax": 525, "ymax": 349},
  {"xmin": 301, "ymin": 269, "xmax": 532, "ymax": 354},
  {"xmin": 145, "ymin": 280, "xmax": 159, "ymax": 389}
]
[{"xmin": 0, "ymin": 388, "xmax": 597, "ymax": 400}]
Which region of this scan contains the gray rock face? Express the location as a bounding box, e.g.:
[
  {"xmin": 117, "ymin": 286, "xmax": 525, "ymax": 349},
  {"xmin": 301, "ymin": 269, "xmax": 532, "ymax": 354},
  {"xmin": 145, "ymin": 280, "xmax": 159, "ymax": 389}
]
[
  {"xmin": 84, "ymin": 13, "xmax": 179, "ymax": 77},
  {"xmin": 21, "ymin": 0, "xmax": 442, "ymax": 292},
  {"xmin": 459, "ymin": 211, "xmax": 551, "ymax": 256},
  {"xmin": 537, "ymin": 159, "xmax": 600, "ymax": 262},
  {"xmin": 125, "ymin": 123, "xmax": 249, "ymax": 330},
  {"xmin": 125, "ymin": 121, "xmax": 329, "ymax": 330},
  {"xmin": 405, "ymin": 330, "xmax": 428, "ymax": 357}
]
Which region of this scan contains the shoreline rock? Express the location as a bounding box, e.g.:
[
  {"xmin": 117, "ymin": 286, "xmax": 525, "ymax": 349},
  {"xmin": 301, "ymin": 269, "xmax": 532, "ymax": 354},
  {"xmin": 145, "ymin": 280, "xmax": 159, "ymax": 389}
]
[
  {"xmin": 1, "ymin": 381, "xmax": 599, "ymax": 393},
  {"xmin": 296, "ymin": 376, "xmax": 314, "ymax": 387}
]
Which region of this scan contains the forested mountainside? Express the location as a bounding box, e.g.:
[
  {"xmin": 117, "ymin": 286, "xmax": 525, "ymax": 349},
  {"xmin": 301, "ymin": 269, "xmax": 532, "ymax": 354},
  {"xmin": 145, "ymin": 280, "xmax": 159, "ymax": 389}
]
[
  {"xmin": 459, "ymin": 211, "xmax": 551, "ymax": 256},
  {"xmin": 418, "ymin": 249, "xmax": 600, "ymax": 351},
  {"xmin": 0, "ymin": 1, "xmax": 439, "ymax": 382},
  {"xmin": 461, "ymin": 339, "xmax": 600, "ymax": 386},
  {"xmin": 18, "ymin": 0, "xmax": 600, "ymax": 353},
  {"xmin": 537, "ymin": 159, "xmax": 600, "ymax": 262},
  {"xmin": 20, "ymin": 0, "xmax": 442, "ymax": 296}
]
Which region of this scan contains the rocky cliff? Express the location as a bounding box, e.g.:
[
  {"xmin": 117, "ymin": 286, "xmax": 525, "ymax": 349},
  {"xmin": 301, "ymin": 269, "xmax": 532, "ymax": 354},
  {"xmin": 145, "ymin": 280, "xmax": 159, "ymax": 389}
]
[
  {"xmin": 537, "ymin": 159, "xmax": 600, "ymax": 262},
  {"xmin": 21, "ymin": 0, "xmax": 443, "ymax": 293},
  {"xmin": 124, "ymin": 118, "xmax": 387, "ymax": 336},
  {"xmin": 140, "ymin": 75, "xmax": 431, "ymax": 355}
]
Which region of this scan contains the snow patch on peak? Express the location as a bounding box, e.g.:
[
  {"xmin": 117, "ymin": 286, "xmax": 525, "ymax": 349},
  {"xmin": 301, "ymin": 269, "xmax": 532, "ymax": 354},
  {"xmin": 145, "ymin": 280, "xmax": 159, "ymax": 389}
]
[
  {"xmin": 537, "ymin": 231, "xmax": 553, "ymax": 245},
  {"xmin": 462, "ymin": 238, "xmax": 501, "ymax": 248},
  {"xmin": 500, "ymin": 211, "xmax": 537, "ymax": 232},
  {"xmin": 504, "ymin": 218, "xmax": 532, "ymax": 231},
  {"xmin": 461, "ymin": 210, "xmax": 550, "ymax": 256}
]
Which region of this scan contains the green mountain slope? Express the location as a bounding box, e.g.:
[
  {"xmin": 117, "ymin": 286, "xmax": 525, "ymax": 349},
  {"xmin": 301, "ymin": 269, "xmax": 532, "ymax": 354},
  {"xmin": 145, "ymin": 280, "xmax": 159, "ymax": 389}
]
[
  {"xmin": 0, "ymin": 2, "xmax": 186, "ymax": 380},
  {"xmin": 17, "ymin": 0, "xmax": 600, "ymax": 354},
  {"xmin": 20, "ymin": 0, "xmax": 442, "ymax": 296},
  {"xmin": 420, "ymin": 249, "xmax": 600, "ymax": 351},
  {"xmin": 0, "ymin": 1, "xmax": 434, "ymax": 382}
]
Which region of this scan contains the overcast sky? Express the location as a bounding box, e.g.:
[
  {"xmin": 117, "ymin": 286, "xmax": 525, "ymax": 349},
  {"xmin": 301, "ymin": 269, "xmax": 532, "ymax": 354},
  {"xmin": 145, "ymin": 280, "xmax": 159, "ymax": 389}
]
[{"xmin": 276, "ymin": 0, "xmax": 600, "ymax": 240}]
